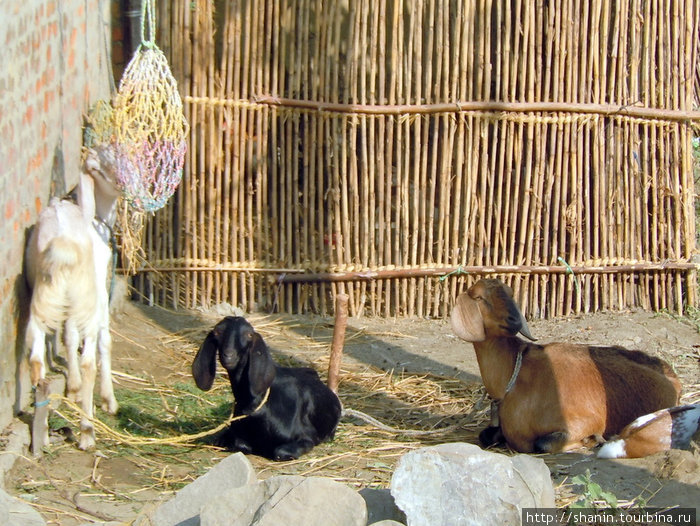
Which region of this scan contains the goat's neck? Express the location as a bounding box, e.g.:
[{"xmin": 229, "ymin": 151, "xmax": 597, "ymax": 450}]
[
  {"xmin": 228, "ymin": 361, "xmax": 262, "ymax": 414},
  {"xmin": 228, "ymin": 376, "xmax": 254, "ymax": 413},
  {"xmin": 93, "ymin": 190, "xmax": 119, "ymax": 228},
  {"xmin": 472, "ymin": 337, "xmax": 525, "ymax": 400},
  {"xmin": 79, "ymin": 172, "xmax": 119, "ymax": 228}
]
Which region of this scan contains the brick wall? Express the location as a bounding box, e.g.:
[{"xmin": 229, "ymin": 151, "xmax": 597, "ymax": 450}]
[{"xmin": 0, "ymin": 0, "xmax": 112, "ymax": 430}]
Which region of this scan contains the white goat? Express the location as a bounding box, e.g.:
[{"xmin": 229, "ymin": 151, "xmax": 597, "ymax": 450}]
[{"xmin": 25, "ymin": 146, "xmax": 121, "ymax": 451}]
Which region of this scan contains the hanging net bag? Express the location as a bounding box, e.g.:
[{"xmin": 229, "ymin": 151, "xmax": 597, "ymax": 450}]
[
  {"xmin": 83, "ymin": 0, "xmax": 188, "ymax": 273},
  {"xmin": 109, "ymin": 0, "xmax": 188, "ymax": 213}
]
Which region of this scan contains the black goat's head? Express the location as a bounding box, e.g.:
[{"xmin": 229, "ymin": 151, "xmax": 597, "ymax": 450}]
[
  {"xmin": 192, "ymin": 317, "xmax": 276, "ymax": 397},
  {"xmin": 451, "ymin": 279, "xmax": 536, "ymax": 342}
]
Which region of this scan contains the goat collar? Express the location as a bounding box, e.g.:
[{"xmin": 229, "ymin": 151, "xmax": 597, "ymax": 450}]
[{"xmin": 504, "ymin": 349, "xmax": 523, "ymax": 395}]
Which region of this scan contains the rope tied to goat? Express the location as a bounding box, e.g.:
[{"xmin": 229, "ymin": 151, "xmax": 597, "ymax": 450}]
[
  {"xmin": 45, "ymin": 388, "xmax": 270, "ymax": 447},
  {"xmin": 44, "ymin": 382, "xmax": 467, "ymax": 449}
]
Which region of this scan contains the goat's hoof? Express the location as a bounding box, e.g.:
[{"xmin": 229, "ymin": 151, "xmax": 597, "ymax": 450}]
[
  {"xmin": 273, "ymin": 452, "xmax": 299, "ymax": 461},
  {"xmin": 66, "ymin": 377, "xmax": 82, "ymax": 394},
  {"xmin": 533, "ymin": 431, "xmax": 569, "ymax": 453},
  {"xmin": 102, "ymin": 398, "xmax": 118, "ymax": 415},
  {"xmin": 273, "ymin": 440, "xmax": 314, "ymax": 461},
  {"xmin": 479, "ymin": 426, "xmax": 505, "ymax": 447},
  {"xmin": 66, "ymin": 387, "xmax": 82, "ymax": 404},
  {"xmin": 79, "ymin": 434, "xmax": 96, "ymax": 451},
  {"xmin": 220, "ymin": 434, "xmax": 253, "ymax": 455}
]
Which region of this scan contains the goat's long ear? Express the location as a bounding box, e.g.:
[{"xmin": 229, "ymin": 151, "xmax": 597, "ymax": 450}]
[
  {"xmin": 451, "ymin": 293, "xmax": 486, "ymax": 342},
  {"xmin": 247, "ymin": 333, "xmax": 276, "ymax": 397},
  {"xmin": 192, "ymin": 331, "xmax": 219, "ymax": 391}
]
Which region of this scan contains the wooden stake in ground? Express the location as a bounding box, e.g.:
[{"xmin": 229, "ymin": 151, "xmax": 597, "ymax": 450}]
[
  {"xmin": 327, "ymin": 293, "xmax": 349, "ymax": 393},
  {"xmin": 32, "ymin": 379, "xmax": 50, "ymax": 456}
]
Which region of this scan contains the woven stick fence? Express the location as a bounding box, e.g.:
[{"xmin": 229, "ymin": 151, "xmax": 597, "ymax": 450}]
[{"xmin": 131, "ymin": 0, "xmax": 700, "ymax": 318}]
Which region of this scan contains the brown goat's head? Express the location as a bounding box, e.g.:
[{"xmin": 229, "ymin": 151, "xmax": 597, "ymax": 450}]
[{"xmin": 451, "ymin": 279, "xmax": 535, "ymax": 342}]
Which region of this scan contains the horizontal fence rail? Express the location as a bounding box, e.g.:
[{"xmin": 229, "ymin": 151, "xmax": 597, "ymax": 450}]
[{"xmin": 132, "ymin": 0, "xmax": 700, "ymax": 318}]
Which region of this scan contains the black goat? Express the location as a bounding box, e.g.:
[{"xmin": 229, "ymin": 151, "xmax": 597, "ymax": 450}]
[{"xmin": 192, "ymin": 316, "xmax": 342, "ymax": 461}]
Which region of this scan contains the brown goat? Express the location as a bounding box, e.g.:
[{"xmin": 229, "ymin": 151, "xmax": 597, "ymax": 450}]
[{"xmin": 451, "ymin": 278, "xmax": 681, "ymax": 454}]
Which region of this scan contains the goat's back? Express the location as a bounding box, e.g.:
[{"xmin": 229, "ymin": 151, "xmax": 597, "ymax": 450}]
[
  {"xmin": 268, "ymin": 366, "xmax": 342, "ymax": 441},
  {"xmin": 586, "ymin": 345, "xmax": 680, "ymax": 431},
  {"xmin": 522, "ymin": 343, "xmax": 680, "ymax": 437},
  {"xmin": 26, "ymin": 199, "xmax": 98, "ymax": 334}
]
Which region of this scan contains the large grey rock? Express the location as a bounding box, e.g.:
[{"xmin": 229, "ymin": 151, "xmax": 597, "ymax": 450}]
[
  {"xmin": 0, "ymin": 488, "xmax": 45, "ymax": 526},
  {"xmin": 150, "ymin": 452, "xmax": 257, "ymax": 526},
  {"xmin": 390, "ymin": 443, "xmax": 554, "ymax": 526},
  {"xmin": 200, "ymin": 475, "xmax": 367, "ymax": 526}
]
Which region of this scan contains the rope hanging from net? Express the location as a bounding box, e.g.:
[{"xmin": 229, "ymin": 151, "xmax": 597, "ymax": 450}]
[{"xmin": 107, "ymin": 0, "xmax": 188, "ymax": 212}]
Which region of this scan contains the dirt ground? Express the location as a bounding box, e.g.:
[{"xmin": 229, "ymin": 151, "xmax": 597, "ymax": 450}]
[{"xmin": 4, "ymin": 298, "xmax": 700, "ymax": 525}]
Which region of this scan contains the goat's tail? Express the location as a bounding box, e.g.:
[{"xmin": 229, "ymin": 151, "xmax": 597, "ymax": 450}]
[
  {"xmin": 597, "ymin": 404, "xmax": 700, "ymax": 459},
  {"xmin": 30, "ymin": 237, "xmax": 98, "ymax": 334}
]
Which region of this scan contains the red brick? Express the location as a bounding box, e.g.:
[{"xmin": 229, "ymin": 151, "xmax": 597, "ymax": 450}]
[
  {"xmin": 27, "ymin": 148, "xmax": 44, "ymax": 172},
  {"xmin": 4, "ymin": 200, "xmax": 14, "ymax": 220},
  {"xmin": 23, "ymin": 105, "xmax": 34, "ymax": 125},
  {"xmin": 44, "ymin": 90, "xmax": 54, "ymax": 113},
  {"xmin": 46, "ymin": 65, "xmax": 55, "ymax": 84},
  {"xmin": 5, "ymin": 26, "xmax": 14, "ymax": 46}
]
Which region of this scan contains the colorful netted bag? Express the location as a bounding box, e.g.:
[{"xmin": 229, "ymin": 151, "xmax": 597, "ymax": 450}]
[{"xmin": 109, "ymin": 0, "xmax": 188, "ymax": 212}]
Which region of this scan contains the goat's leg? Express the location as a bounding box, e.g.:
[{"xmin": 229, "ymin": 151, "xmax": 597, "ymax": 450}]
[
  {"xmin": 97, "ymin": 326, "xmax": 118, "ymax": 414},
  {"xmin": 48, "ymin": 332, "xmax": 68, "ymax": 372},
  {"xmin": 479, "ymin": 426, "xmax": 506, "ymax": 447},
  {"xmin": 64, "ymin": 320, "xmax": 82, "ymax": 401},
  {"xmin": 273, "ymin": 438, "xmax": 316, "ymax": 461},
  {"xmin": 26, "ymin": 316, "xmax": 47, "ymax": 386},
  {"xmin": 479, "ymin": 400, "xmax": 506, "ymax": 447},
  {"xmin": 78, "ymin": 336, "xmax": 98, "ymax": 450}
]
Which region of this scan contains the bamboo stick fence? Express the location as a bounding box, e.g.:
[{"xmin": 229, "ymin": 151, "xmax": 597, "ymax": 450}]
[{"xmin": 131, "ymin": 0, "xmax": 700, "ymax": 318}]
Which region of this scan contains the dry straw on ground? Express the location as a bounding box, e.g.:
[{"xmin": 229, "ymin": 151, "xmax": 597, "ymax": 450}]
[{"xmin": 49, "ymin": 315, "xmax": 487, "ymax": 488}]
